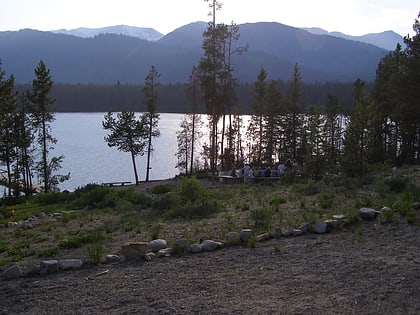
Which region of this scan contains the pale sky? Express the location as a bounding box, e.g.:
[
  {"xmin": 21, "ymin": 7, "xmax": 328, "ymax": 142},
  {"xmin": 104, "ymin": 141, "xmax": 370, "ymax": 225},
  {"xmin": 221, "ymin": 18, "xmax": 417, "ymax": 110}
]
[{"xmin": 1, "ymin": 0, "xmax": 419, "ymax": 37}]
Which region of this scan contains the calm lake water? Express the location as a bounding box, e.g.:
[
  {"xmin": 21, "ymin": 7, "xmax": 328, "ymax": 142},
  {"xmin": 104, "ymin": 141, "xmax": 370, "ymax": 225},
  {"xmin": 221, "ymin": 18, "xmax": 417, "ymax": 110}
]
[{"xmin": 52, "ymin": 113, "xmax": 185, "ymax": 191}]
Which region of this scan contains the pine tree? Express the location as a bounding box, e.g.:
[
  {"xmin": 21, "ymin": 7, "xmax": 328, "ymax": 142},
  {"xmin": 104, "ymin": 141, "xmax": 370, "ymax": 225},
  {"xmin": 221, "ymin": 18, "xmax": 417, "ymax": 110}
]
[
  {"xmin": 27, "ymin": 60, "xmax": 69, "ymax": 192},
  {"xmin": 141, "ymin": 65, "xmax": 161, "ymax": 182},
  {"xmin": 0, "ymin": 64, "xmax": 18, "ymax": 195},
  {"xmin": 102, "ymin": 110, "xmax": 147, "ymax": 184}
]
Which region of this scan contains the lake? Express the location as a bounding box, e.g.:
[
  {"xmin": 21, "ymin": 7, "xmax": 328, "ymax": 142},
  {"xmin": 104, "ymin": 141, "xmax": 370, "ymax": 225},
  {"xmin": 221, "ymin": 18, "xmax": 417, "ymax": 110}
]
[{"xmin": 52, "ymin": 113, "xmax": 186, "ymax": 191}]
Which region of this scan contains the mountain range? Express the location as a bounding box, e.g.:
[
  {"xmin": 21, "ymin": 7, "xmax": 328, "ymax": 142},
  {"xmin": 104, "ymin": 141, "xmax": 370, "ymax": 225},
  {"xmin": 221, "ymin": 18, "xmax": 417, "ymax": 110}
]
[{"xmin": 0, "ymin": 21, "xmax": 398, "ymax": 84}]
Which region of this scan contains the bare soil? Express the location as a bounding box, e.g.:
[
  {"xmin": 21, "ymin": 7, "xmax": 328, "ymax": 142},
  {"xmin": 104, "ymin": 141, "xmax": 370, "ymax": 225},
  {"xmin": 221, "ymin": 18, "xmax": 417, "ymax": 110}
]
[{"xmin": 1, "ymin": 221, "xmax": 419, "ymax": 315}]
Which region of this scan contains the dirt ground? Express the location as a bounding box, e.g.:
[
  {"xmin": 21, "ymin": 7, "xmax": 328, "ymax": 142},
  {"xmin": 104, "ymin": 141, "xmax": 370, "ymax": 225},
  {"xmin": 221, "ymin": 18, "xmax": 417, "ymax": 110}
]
[{"xmin": 0, "ymin": 220, "xmax": 419, "ymax": 315}]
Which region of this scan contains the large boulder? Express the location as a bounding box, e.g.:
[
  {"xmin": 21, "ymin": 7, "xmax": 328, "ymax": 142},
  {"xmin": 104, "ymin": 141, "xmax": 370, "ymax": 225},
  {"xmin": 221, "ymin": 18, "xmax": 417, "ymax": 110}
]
[
  {"xmin": 121, "ymin": 242, "xmax": 148, "ymax": 260},
  {"xmin": 148, "ymin": 239, "xmax": 167, "ymax": 252}
]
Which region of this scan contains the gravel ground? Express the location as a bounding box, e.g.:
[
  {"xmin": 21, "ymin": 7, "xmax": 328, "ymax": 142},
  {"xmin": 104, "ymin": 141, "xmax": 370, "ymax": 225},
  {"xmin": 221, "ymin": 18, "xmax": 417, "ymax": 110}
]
[{"xmin": 0, "ymin": 221, "xmax": 419, "ymax": 315}]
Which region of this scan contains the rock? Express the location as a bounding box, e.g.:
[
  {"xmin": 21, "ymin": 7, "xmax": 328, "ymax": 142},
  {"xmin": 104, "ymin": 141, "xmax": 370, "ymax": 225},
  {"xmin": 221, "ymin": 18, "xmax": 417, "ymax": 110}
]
[
  {"xmin": 298, "ymin": 223, "xmax": 310, "ymax": 233},
  {"xmin": 20, "ymin": 223, "xmax": 34, "ymax": 230},
  {"xmin": 104, "ymin": 255, "xmax": 120, "ymax": 264},
  {"xmin": 359, "ymin": 207, "xmax": 379, "ymax": 220},
  {"xmin": 148, "ymin": 239, "xmax": 167, "ymax": 252},
  {"xmin": 157, "ymin": 248, "xmax": 173, "ymax": 258},
  {"xmin": 200, "ymin": 240, "xmax": 220, "ymax": 251},
  {"xmin": 291, "ymin": 229, "xmax": 303, "ymax": 236},
  {"xmin": 239, "ymin": 229, "xmax": 253, "ymax": 243},
  {"xmin": 38, "ymin": 212, "xmax": 47, "ymax": 219},
  {"xmin": 172, "ymin": 239, "xmax": 190, "ymax": 255},
  {"xmin": 256, "ymin": 232, "xmax": 272, "ymax": 242},
  {"xmin": 271, "ymin": 227, "xmax": 283, "ymax": 238},
  {"xmin": 313, "ymin": 222, "xmax": 328, "ymax": 234},
  {"xmin": 380, "ymin": 207, "xmax": 392, "ymax": 214},
  {"xmin": 225, "ymin": 232, "xmax": 240, "ymax": 246},
  {"xmin": 189, "ymin": 243, "xmax": 203, "ymax": 254},
  {"xmin": 59, "ymin": 259, "xmax": 83, "ymax": 270},
  {"xmin": 25, "ymin": 264, "xmax": 41, "ymax": 277},
  {"xmin": 1, "ymin": 265, "xmax": 23, "ymax": 280},
  {"xmin": 121, "ymin": 242, "xmax": 148, "ymax": 260},
  {"xmin": 6, "ymin": 222, "xmax": 17, "ymax": 228},
  {"xmin": 332, "ymin": 214, "xmax": 346, "ymax": 221},
  {"xmin": 40, "ymin": 260, "xmax": 59, "ymax": 275},
  {"xmin": 281, "ymin": 227, "xmax": 294, "ymax": 237},
  {"xmin": 142, "ymin": 254, "xmax": 153, "ymax": 262}
]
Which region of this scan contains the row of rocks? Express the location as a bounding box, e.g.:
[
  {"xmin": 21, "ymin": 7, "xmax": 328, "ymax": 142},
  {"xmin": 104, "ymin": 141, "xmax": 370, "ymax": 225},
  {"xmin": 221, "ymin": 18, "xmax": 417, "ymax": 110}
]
[
  {"xmin": 1, "ymin": 259, "xmax": 83, "ymax": 280},
  {"xmin": 0, "ymin": 206, "xmax": 401, "ymax": 280}
]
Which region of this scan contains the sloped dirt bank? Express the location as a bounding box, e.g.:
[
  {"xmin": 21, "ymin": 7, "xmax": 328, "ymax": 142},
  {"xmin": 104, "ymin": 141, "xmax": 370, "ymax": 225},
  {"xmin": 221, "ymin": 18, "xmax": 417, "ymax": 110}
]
[{"xmin": 1, "ymin": 221, "xmax": 419, "ymax": 314}]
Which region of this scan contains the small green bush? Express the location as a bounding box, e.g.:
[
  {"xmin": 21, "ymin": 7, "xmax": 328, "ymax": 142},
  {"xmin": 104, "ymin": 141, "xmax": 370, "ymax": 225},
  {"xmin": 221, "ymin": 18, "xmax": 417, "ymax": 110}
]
[
  {"xmin": 150, "ymin": 184, "xmax": 174, "ymax": 194},
  {"xmin": 86, "ymin": 243, "xmax": 105, "ymax": 265},
  {"xmin": 318, "ymin": 192, "xmax": 334, "ymax": 209},
  {"xmin": 34, "ymin": 192, "xmax": 72, "ymax": 205},
  {"xmin": 384, "ymin": 176, "xmax": 407, "ymax": 193},
  {"xmin": 250, "ymin": 207, "xmax": 273, "ymax": 230},
  {"xmin": 152, "ymin": 193, "xmax": 180, "ymax": 212}
]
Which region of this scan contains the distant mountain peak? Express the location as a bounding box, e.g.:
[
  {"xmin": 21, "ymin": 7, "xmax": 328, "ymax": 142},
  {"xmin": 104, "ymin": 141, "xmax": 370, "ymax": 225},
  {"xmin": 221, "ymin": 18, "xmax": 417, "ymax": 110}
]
[
  {"xmin": 51, "ymin": 25, "xmax": 163, "ymax": 41},
  {"xmin": 302, "ymin": 27, "xmax": 403, "ymax": 50}
]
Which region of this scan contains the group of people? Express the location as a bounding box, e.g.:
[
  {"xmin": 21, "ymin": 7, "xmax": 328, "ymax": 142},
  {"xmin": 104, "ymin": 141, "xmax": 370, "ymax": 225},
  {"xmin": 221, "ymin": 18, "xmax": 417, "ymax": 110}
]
[{"xmin": 239, "ymin": 159, "xmax": 300, "ymax": 183}]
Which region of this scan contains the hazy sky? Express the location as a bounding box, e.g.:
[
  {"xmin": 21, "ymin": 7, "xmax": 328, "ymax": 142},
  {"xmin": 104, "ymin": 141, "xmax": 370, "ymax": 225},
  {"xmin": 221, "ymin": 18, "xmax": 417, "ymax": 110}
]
[{"xmin": 1, "ymin": 0, "xmax": 419, "ymax": 36}]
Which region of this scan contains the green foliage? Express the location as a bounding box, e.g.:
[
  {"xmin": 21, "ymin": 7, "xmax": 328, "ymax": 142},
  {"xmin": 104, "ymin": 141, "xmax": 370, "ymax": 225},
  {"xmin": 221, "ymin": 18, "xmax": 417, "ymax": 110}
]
[
  {"xmin": 294, "ymin": 180, "xmax": 322, "ymax": 195},
  {"xmin": 150, "ymin": 184, "xmax": 174, "ymax": 194},
  {"xmin": 150, "ymin": 224, "xmax": 162, "ymax": 240},
  {"xmin": 37, "ymin": 247, "xmax": 59, "ymax": 258},
  {"xmin": 269, "ymin": 196, "xmax": 286, "ymax": 210},
  {"xmin": 33, "ymin": 191, "xmax": 72, "ymax": 205},
  {"xmin": 317, "ymin": 192, "xmax": 334, "ymax": 209},
  {"xmin": 86, "ymin": 243, "xmax": 105, "ymax": 265},
  {"xmin": 59, "ymin": 232, "xmax": 106, "ymax": 249},
  {"xmin": 152, "ymin": 193, "xmax": 180, "ymax": 213},
  {"xmin": 384, "ymin": 176, "xmax": 407, "ymax": 193},
  {"xmin": 250, "ymin": 207, "xmax": 273, "ymax": 230}
]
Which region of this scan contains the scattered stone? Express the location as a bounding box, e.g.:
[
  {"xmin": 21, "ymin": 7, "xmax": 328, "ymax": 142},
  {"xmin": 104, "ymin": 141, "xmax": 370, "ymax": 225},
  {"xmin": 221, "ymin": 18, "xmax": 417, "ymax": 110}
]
[
  {"xmin": 6, "ymin": 222, "xmax": 17, "ymax": 228},
  {"xmin": 38, "ymin": 212, "xmax": 47, "ymax": 219},
  {"xmin": 172, "ymin": 239, "xmax": 190, "ymax": 255},
  {"xmin": 225, "ymin": 232, "xmax": 240, "ymax": 246},
  {"xmin": 189, "ymin": 243, "xmax": 202, "ymax": 254},
  {"xmin": 359, "ymin": 207, "xmax": 379, "ymax": 220},
  {"xmin": 380, "ymin": 207, "xmax": 392, "ymax": 214},
  {"xmin": 281, "ymin": 227, "xmax": 294, "ymax": 237},
  {"xmin": 121, "ymin": 242, "xmax": 148, "ymax": 260},
  {"xmin": 104, "ymin": 255, "xmax": 120, "ymax": 264},
  {"xmin": 200, "ymin": 239, "xmax": 220, "ymax": 252},
  {"xmin": 58, "ymin": 259, "xmax": 83, "ymax": 270},
  {"xmin": 148, "ymin": 239, "xmax": 167, "ymax": 252},
  {"xmin": 313, "ymin": 221, "xmax": 328, "ymax": 234},
  {"xmin": 298, "ymin": 223, "xmax": 310, "ymax": 233},
  {"xmin": 1, "ymin": 265, "xmax": 23, "ymax": 280},
  {"xmin": 157, "ymin": 248, "xmax": 173, "ymax": 258},
  {"xmin": 20, "ymin": 223, "xmax": 34, "ymax": 230},
  {"xmin": 40, "ymin": 260, "xmax": 59, "ymax": 275},
  {"xmin": 143, "ymin": 254, "xmax": 153, "ymax": 262},
  {"xmin": 291, "ymin": 229, "xmax": 303, "ymax": 236},
  {"xmin": 333, "ymin": 215, "xmax": 346, "ymax": 221},
  {"xmin": 256, "ymin": 232, "xmax": 271, "ymax": 242},
  {"xmin": 239, "ymin": 229, "xmax": 253, "ymax": 243}
]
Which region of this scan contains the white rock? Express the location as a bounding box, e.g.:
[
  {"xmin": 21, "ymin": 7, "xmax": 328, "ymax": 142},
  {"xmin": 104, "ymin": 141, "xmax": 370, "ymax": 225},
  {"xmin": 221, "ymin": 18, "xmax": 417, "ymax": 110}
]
[
  {"xmin": 200, "ymin": 239, "xmax": 219, "ymax": 251},
  {"xmin": 239, "ymin": 229, "xmax": 253, "ymax": 243},
  {"xmin": 189, "ymin": 243, "xmax": 203, "ymax": 254},
  {"xmin": 359, "ymin": 207, "xmax": 379, "ymax": 220},
  {"xmin": 104, "ymin": 254, "xmax": 120, "ymax": 264},
  {"xmin": 59, "ymin": 259, "xmax": 83, "ymax": 270},
  {"xmin": 40, "ymin": 260, "xmax": 59, "ymax": 275},
  {"xmin": 225, "ymin": 232, "xmax": 240, "ymax": 246},
  {"xmin": 148, "ymin": 239, "xmax": 167, "ymax": 252},
  {"xmin": 313, "ymin": 222, "xmax": 328, "ymax": 234}
]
